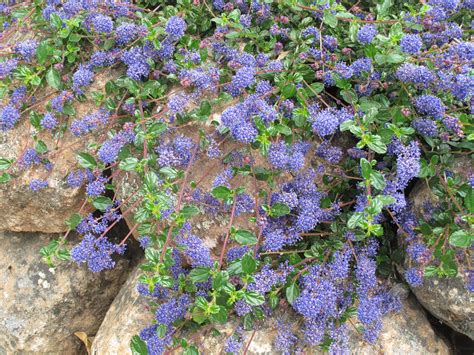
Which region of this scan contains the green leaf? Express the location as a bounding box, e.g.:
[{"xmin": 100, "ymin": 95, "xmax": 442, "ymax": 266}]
[
  {"xmin": 449, "ymin": 230, "xmax": 472, "ymax": 248},
  {"xmin": 29, "ymin": 111, "xmax": 42, "ymax": 129},
  {"xmin": 92, "ymin": 196, "xmax": 113, "ymax": 211},
  {"xmin": 191, "ymin": 307, "xmax": 208, "ymax": 324},
  {"xmin": 347, "ymin": 212, "xmax": 363, "ymax": 229},
  {"xmin": 212, "ymin": 272, "xmax": 228, "ymax": 290},
  {"xmin": 385, "ymin": 53, "xmax": 405, "ymax": 64},
  {"xmin": 211, "ymin": 186, "xmax": 232, "ymax": 200},
  {"xmin": 144, "ymin": 171, "xmax": 159, "ymax": 191},
  {"xmin": 274, "ymin": 124, "xmax": 292, "ymax": 136},
  {"xmin": 370, "ymin": 171, "xmax": 386, "ymax": 190},
  {"xmin": 244, "ymin": 291, "xmax": 265, "ymax": 306},
  {"xmin": 271, "ymin": 203, "xmax": 290, "ymax": 217},
  {"xmin": 465, "ymin": 190, "xmax": 474, "ymax": 214},
  {"xmin": 46, "ymin": 68, "xmax": 61, "ymax": 90},
  {"xmin": 282, "ymin": 84, "xmax": 296, "ymax": 98},
  {"xmin": 366, "ymin": 135, "xmax": 387, "ymax": 154},
  {"xmin": 0, "ymin": 172, "xmax": 11, "ymax": 183},
  {"xmin": 377, "ymin": 195, "xmax": 396, "ymax": 206},
  {"xmin": 341, "ymin": 89, "xmax": 357, "ymax": 104},
  {"xmin": 76, "ymin": 152, "xmax": 97, "ymax": 169},
  {"xmin": 36, "ymin": 41, "xmax": 52, "ymax": 65},
  {"xmin": 323, "ymin": 12, "xmax": 338, "ymax": 28},
  {"xmin": 242, "ymin": 254, "xmax": 256, "ymax": 274},
  {"xmin": 189, "ymin": 267, "xmax": 210, "ymax": 283},
  {"xmin": 180, "ymin": 205, "xmax": 200, "ymax": 218},
  {"xmin": 0, "ymin": 158, "xmax": 13, "ymax": 170},
  {"xmin": 159, "ymin": 166, "xmax": 178, "ymax": 179},
  {"xmin": 210, "ymin": 306, "xmax": 228, "ymax": 323},
  {"xmin": 311, "ymin": 82, "xmax": 324, "ymax": 94},
  {"xmin": 234, "ymin": 230, "xmax": 258, "ymax": 245},
  {"xmin": 340, "ymin": 119, "xmax": 355, "ymax": 132},
  {"xmin": 130, "ymin": 335, "xmax": 148, "ymax": 355},
  {"xmin": 35, "ymin": 140, "xmax": 48, "ymax": 154},
  {"xmin": 65, "ymin": 213, "xmax": 82, "ymax": 229},
  {"xmin": 286, "ymin": 282, "xmax": 300, "ymax": 305},
  {"xmin": 119, "ymin": 157, "xmax": 139, "ymax": 171},
  {"xmin": 200, "ymin": 100, "xmax": 212, "ymax": 116},
  {"xmin": 183, "ymin": 346, "xmax": 199, "ymax": 355},
  {"xmin": 50, "ymin": 13, "xmax": 63, "ymax": 29},
  {"xmin": 360, "ymin": 158, "xmax": 372, "ymax": 179}
]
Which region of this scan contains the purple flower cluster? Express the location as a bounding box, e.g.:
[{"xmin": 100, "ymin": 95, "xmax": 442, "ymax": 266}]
[
  {"xmin": 310, "ymin": 106, "xmax": 352, "ymax": 137},
  {"xmin": 395, "ymin": 140, "xmax": 421, "ymax": 189},
  {"xmin": 414, "ymin": 95, "xmax": 445, "ymax": 119},
  {"xmin": 248, "ymin": 262, "xmax": 293, "ymax": 294},
  {"xmin": 71, "ymin": 233, "xmax": 125, "ymax": 272},
  {"xmin": 400, "ymin": 34, "xmax": 422, "ymax": 54},
  {"xmin": 227, "ymin": 66, "xmax": 256, "ymax": 96},
  {"xmin": 396, "ymin": 63, "xmax": 434, "ymax": 86},
  {"xmin": 72, "ymin": 64, "xmax": 94, "ymax": 92},
  {"xmin": 70, "ymin": 108, "xmax": 110, "ymax": 136},
  {"xmin": 155, "ymin": 294, "xmax": 190, "ymax": 327},
  {"xmin": 0, "ymin": 104, "xmax": 20, "ymax": 131},
  {"xmin": 156, "ymin": 135, "xmax": 195, "ymax": 167},
  {"xmin": 14, "ymin": 40, "xmax": 38, "ymax": 62},
  {"xmin": 176, "ymin": 234, "xmax": 213, "ymax": 267},
  {"xmin": 86, "ymin": 176, "xmax": 107, "ymax": 197},
  {"xmin": 165, "ymin": 16, "xmax": 187, "ymax": 40},
  {"xmin": 0, "ymin": 59, "xmax": 18, "ymax": 79},
  {"xmin": 10, "ymin": 86, "xmax": 27, "ymax": 106},
  {"xmin": 66, "ymin": 169, "xmax": 92, "ymax": 188},
  {"xmin": 358, "ymin": 24, "xmax": 377, "ymax": 44},
  {"xmin": 121, "ymin": 46, "xmax": 150, "ymax": 81},
  {"xmin": 116, "ymin": 23, "xmax": 146, "ymax": 45},
  {"xmin": 29, "ymin": 178, "xmax": 48, "ymax": 192},
  {"xmin": 40, "ymin": 112, "xmax": 58, "ymax": 130},
  {"xmin": 412, "ymin": 118, "xmax": 438, "ymax": 137},
  {"xmin": 98, "ymin": 128, "xmax": 135, "ymax": 164},
  {"xmin": 91, "ymin": 14, "xmax": 113, "ymax": 33},
  {"xmin": 268, "ymin": 141, "xmax": 309, "ymax": 172},
  {"xmin": 51, "ymin": 91, "xmax": 73, "ymax": 113},
  {"xmin": 405, "ymin": 267, "xmax": 424, "ymax": 287}
]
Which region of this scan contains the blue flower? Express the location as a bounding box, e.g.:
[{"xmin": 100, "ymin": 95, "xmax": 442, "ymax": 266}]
[
  {"xmin": 358, "ymin": 24, "xmax": 377, "ymax": 44},
  {"xmin": 400, "ymin": 34, "xmax": 422, "ymax": 54}
]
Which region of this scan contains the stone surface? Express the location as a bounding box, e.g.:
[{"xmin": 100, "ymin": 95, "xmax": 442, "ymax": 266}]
[
  {"xmin": 0, "ymin": 69, "xmax": 118, "ymax": 233},
  {"xmin": 0, "ymin": 230, "xmax": 134, "ymax": 354},
  {"xmin": 406, "ymin": 270, "xmax": 474, "ymax": 341},
  {"xmin": 92, "ymin": 277, "xmax": 451, "ymax": 354},
  {"xmin": 406, "ymin": 156, "xmax": 473, "ymax": 340},
  {"xmin": 91, "ymin": 263, "xmax": 151, "ymax": 355},
  {"xmin": 193, "ymin": 291, "xmax": 451, "ymax": 355},
  {"xmin": 347, "ymin": 293, "xmax": 451, "ymax": 354}
]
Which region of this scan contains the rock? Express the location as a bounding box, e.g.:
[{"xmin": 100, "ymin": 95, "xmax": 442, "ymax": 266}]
[
  {"xmin": 0, "ymin": 69, "xmax": 119, "ymax": 233},
  {"xmin": 347, "ymin": 293, "xmax": 451, "ymax": 354},
  {"xmin": 406, "ymin": 271, "xmax": 473, "ymax": 340},
  {"xmin": 0, "ymin": 230, "xmax": 134, "ymax": 354},
  {"xmin": 92, "ymin": 277, "xmax": 450, "ymax": 354},
  {"xmin": 406, "ymin": 156, "xmax": 474, "ymax": 340},
  {"xmin": 91, "ymin": 263, "xmax": 151, "ymax": 355},
  {"xmin": 193, "ymin": 292, "xmax": 451, "ymax": 355}
]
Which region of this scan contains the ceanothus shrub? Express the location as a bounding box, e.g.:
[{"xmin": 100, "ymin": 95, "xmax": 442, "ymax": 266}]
[{"xmin": 0, "ymin": 0, "xmax": 472, "ymax": 354}]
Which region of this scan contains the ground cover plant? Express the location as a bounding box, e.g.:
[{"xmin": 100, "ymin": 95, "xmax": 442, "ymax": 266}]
[{"xmin": 0, "ymin": 0, "xmax": 472, "ymax": 353}]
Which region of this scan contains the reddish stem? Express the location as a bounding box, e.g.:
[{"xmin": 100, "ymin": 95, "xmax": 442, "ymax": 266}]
[{"xmin": 218, "ymin": 196, "xmax": 237, "ymax": 271}]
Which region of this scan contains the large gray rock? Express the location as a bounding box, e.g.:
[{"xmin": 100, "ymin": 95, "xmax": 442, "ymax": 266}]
[
  {"xmin": 406, "ymin": 157, "xmax": 474, "ymax": 340},
  {"xmin": 0, "ymin": 230, "xmax": 134, "ymax": 354},
  {"xmin": 0, "ymin": 69, "xmax": 118, "ymax": 233},
  {"xmin": 92, "ymin": 276, "xmax": 450, "ymax": 354},
  {"xmin": 91, "ymin": 263, "xmax": 150, "ymax": 355}
]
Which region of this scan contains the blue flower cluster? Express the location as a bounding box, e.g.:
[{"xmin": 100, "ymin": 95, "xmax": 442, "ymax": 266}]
[
  {"xmin": 70, "ymin": 108, "xmax": 110, "ymax": 136},
  {"xmin": 310, "ymin": 106, "xmax": 353, "ymax": 137}
]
